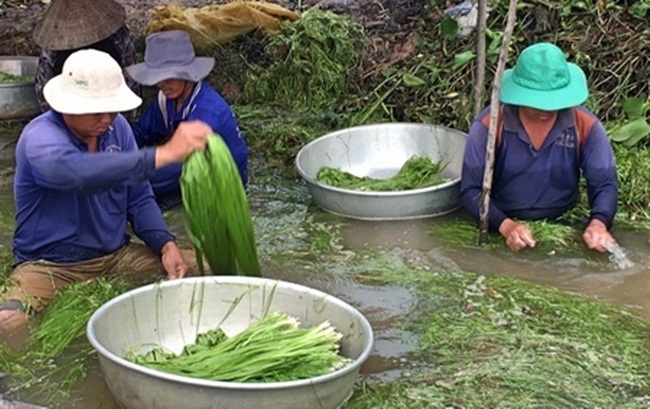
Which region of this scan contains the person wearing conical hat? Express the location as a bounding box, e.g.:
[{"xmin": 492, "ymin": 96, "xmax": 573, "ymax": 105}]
[
  {"xmin": 126, "ymin": 30, "xmax": 249, "ymax": 211},
  {"xmin": 0, "ymin": 50, "xmax": 211, "ymax": 340},
  {"xmin": 32, "ymin": 0, "xmax": 140, "ymax": 112},
  {"xmin": 460, "ymin": 43, "xmax": 618, "ymax": 253}
]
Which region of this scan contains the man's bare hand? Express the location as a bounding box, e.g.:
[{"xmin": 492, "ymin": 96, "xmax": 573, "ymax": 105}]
[
  {"xmin": 160, "ymin": 241, "xmax": 190, "ymax": 280},
  {"xmin": 155, "ymin": 120, "xmax": 212, "ymax": 169},
  {"xmin": 583, "ymin": 219, "xmax": 615, "ymax": 252},
  {"xmin": 499, "ymin": 218, "xmax": 537, "ymax": 252}
]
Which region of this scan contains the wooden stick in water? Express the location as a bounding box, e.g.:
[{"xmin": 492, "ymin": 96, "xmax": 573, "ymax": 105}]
[{"xmin": 478, "ymin": 0, "xmax": 518, "ymax": 245}]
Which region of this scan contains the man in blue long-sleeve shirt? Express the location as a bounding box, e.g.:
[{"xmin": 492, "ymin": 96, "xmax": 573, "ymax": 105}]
[
  {"xmin": 0, "ymin": 49, "xmax": 211, "ymax": 338},
  {"xmin": 127, "ymin": 30, "xmax": 248, "ymax": 210},
  {"xmin": 460, "ymin": 43, "xmax": 618, "ymax": 252}
]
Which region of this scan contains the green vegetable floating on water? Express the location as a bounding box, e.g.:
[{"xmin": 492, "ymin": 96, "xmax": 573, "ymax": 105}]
[
  {"xmin": 180, "ymin": 134, "xmax": 260, "ymax": 276},
  {"xmin": 317, "ymin": 155, "xmax": 448, "ymax": 191}
]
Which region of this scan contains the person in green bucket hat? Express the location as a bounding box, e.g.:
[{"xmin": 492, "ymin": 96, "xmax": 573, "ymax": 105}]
[{"xmin": 460, "ymin": 42, "xmax": 618, "ymax": 252}]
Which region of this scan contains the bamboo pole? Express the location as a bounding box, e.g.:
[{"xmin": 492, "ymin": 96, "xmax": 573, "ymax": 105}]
[
  {"xmin": 473, "ymin": 0, "xmax": 487, "ymax": 118},
  {"xmin": 478, "ymin": 0, "xmax": 518, "ymax": 245}
]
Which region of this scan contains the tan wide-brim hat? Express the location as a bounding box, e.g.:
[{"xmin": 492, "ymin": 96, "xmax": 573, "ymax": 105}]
[
  {"xmin": 44, "ymin": 49, "xmax": 142, "ymax": 114},
  {"xmin": 32, "ymin": 0, "xmax": 126, "ymax": 50}
]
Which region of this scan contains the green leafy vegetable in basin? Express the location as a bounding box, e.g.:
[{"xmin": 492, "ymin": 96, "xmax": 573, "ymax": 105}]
[
  {"xmin": 127, "ymin": 312, "xmax": 351, "ymax": 382},
  {"xmin": 317, "ymin": 155, "xmax": 448, "ymax": 191}
]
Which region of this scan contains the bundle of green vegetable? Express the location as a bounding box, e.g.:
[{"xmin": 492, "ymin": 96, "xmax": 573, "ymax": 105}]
[
  {"xmin": 316, "ymin": 155, "xmax": 447, "ymax": 191},
  {"xmin": 127, "ymin": 312, "xmax": 351, "ymax": 382},
  {"xmin": 180, "ymin": 134, "xmax": 260, "ymax": 276}
]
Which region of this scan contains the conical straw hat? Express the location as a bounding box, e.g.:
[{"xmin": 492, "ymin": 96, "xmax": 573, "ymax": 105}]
[{"xmin": 32, "ymin": 0, "xmax": 126, "ymax": 50}]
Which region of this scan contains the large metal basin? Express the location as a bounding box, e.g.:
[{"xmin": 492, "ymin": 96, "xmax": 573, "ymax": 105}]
[
  {"xmin": 0, "ymin": 56, "xmax": 39, "ymax": 121},
  {"xmin": 87, "ymin": 276, "xmax": 374, "ymax": 409},
  {"xmin": 295, "ymin": 123, "xmax": 467, "ymax": 220}
]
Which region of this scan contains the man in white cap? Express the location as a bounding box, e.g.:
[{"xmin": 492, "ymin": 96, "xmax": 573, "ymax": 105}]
[
  {"xmin": 0, "ymin": 49, "xmax": 210, "ymax": 338},
  {"xmin": 127, "ymin": 30, "xmax": 248, "ymax": 210}
]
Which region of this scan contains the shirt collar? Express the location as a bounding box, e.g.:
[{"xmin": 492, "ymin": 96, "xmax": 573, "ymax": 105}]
[{"xmin": 160, "ymin": 81, "xmax": 202, "ymax": 129}]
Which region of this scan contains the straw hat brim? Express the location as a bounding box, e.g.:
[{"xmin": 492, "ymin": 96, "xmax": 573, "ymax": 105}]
[
  {"xmin": 500, "ymin": 63, "xmax": 589, "ymax": 111},
  {"xmin": 43, "ymin": 75, "xmax": 142, "ymax": 115},
  {"xmin": 125, "ymin": 57, "xmax": 215, "ymax": 87},
  {"xmin": 33, "ymin": 0, "xmax": 126, "ymax": 50}
]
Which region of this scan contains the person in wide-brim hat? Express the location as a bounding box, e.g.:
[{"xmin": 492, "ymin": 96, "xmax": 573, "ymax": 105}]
[
  {"xmin": 126, "ymin": 30, "xmax": 215, "ymax": 86},
  {"xmin": 126, "ymin": 30, "xmax": 249, "ymax": 212},
  {"xmin": 0, "ymin": 48, "xmax": 211, "ymax": 339},
  {"xmin": 460, "ymin": 42, "xmax": 618, "ymax": 255},
  {"xmin": 43, "ymin": 49, "xmax": 141, "ymax": 114},
  {"xmin": 32, "ymin": 0, "xmax": 126, "ymax": 51},
  {"xmin": 32, "ymin": 0, "xmax": 139, "ymax": 113},
  {"xmin": 499, "ymin": 42, "xmax": 589, "ymax": 111}
]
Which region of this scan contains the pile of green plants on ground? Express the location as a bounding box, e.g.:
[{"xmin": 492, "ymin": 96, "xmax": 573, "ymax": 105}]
[
  {"xmin": 317, "ymin": 156, "xmax": 447, "ymax": 191},
  {"xmin": 127, "ymin": 312, "xmax": 350, "ymax": 382},
  {"xmin": 345, "ymin": 262, "xmax": 650, "ymax": 409},
  {"xmin": 233, "ymin": 105, "xmax": 347, "ymax": 166},
  {"xmin": 242, "ymin": 9, "xmax": 366, "ymax": 112}
]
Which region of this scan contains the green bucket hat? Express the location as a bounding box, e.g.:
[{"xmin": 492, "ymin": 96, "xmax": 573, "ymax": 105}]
[{"xmin": 500, "ymin": 43, "xmax": 588, "ymax": 111}]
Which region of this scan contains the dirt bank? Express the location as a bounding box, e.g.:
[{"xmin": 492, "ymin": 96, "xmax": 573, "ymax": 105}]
[{"xmin": 0, "ymin": 0, "xmax": 421, "ymax": 57}]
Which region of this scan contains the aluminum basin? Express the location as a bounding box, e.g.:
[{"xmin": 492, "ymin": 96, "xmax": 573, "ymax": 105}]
[
  {"xmin": 87, "ymin": 276, "xmax": 374, "ymax": 409},
  {"xmin": 295, "ymin": 123, "xmax": 467, "ymax": 220},
  {"xmin": 0, "ymin": 56, "xmax": 39, "ymax": 121}
]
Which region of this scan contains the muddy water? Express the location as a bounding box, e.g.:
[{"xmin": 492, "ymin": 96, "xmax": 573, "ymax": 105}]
[
  {"xmin": 338, "ymin": 218, "xmax": 650, "ymax": 317},
  {"xmin": 0, "ymin": 129, "xmax": 649, "ymax": 407}
]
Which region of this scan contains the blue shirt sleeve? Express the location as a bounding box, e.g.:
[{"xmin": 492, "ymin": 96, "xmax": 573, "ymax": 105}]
[
  {"xmin": 460, "ymin": 117, "xmax": 509, "ymax": 231},
  {"xmin": 127, "ymin": 182, "xmax": 175, "ymax": 255},
  {"xmin": 113, "ymin": 117, "xmax": 175, "ymax": 254},
  {"xmin": 580, "ymin": 121, "xmax": 618, "ymax": 229},
  {"xmin": 25, "ymin": 119, "xmax": 157, "ymax": 193}
]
